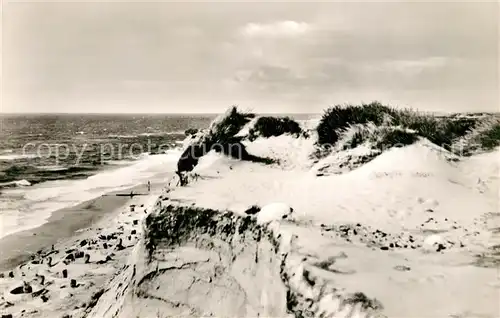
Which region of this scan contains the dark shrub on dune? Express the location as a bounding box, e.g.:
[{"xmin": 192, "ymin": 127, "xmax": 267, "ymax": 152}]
[
  {"xmin": 210, "ymin": 106, "xmax": 255, "ymax": 143},
  {"xmin": 176, "ymin": 106, "xmax": 273, "ymax": 183},
  {"xmin": 390, "ymin": 110, "xmax": 477, "ymax": 150},
  {"xmin": 184, "ymin": 128, "xmax": 199, "ymax": 136},
  {"xmin": 317, "ymin": 101, "xmax": 479, "ymax": 152},
  {"xmin": 317, "ymin": 102, "xmax": 394, "ymax": 145},
  {"xmin": 248, "ymin": 116, "xmax": 302, "ymax": 141},
  {"xmin": 340, "ymin": 125, "xmax": 418, "ymax": 151},
  {"xmin": 375, "ymin": 128, "xmax": 419, "ymax": 150},
  {"xmin": 177, "ymin": 106, "xmax": 254, "ymax": 173},
  {"xmin": 478, "ymin": 122, "xmax": 500, "ymax": 150}
]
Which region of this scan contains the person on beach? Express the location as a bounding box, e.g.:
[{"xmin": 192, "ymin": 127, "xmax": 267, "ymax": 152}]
[{"xmin": 147, "ymin": 180, "xmax": 151, "ymax": 192}]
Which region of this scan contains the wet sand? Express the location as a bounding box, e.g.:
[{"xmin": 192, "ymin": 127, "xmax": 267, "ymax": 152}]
[{"xmin": 0, "ymin": 184, "xmax": 149, "ymax": 271}]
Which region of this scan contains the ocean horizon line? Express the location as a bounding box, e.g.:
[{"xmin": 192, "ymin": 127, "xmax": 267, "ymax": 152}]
[{"xmin": 0, "ymin": 112, "xmax": 322, "ymax": 116}]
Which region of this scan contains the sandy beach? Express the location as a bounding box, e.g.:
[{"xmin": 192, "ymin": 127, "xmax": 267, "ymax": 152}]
[
  {"xmin": 0, "ymin": 187, "xmax": 137, "ymax": 272},
  {"xmin": 0, "ymin": 175, "xmax": 174, "ymax": 272},
  {"xmin": 0, "ymin": 177, "xmax": 168, "ymax": 318}
]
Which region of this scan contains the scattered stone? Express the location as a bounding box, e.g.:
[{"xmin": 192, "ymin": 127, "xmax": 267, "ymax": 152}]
[
  {"xmin": 115, "ymin": 239, "xmax": 125, "ymax": 251},
  {"xmin": 2, "ymin": 314, "xmax": 13, "ymax": 318},
  {"xmin": 426, "ymin": 209, "xmax": 434, "ymax": 213},
  {"xmin": 96, "ymin": 255, "xmax": 112, "ymax": 265},
  {"xmin": 70, "ymin": 279, "xmax": 77, "ymax": 288},
  {"xmin": 8, "ymin": 271, "xmax": 14, "ymax": 278},
  {"xmin": 84, "ymin": 254, "xmax": 90, "ymax": 264},
  {"xmin": 103, "ymin": 243, "xmax": 108, "ymax": 249},
  {"xmin": 36, "ymin": 274, "xmax": 45, "ymax": 285},
  {"xmin": 80, "ymin": 240, "xmax": 87, "ymax": 247},
  {"xmin": 380, "ymin": 246, "xmax": 389, "ymax": 251},
  {"xmin": 133, "ymin": 220, "xmax": 139, "ymax": 225},
  {"xmin": 244, "ymin": 205, "xmax": 261, "ymax": 215},
  {"xmin": 436, "ymin": 244, "xmax": 446, "ymax": 252},
  {"xmin": 62, "ymin": 269, "xmax": 68, "ymax": 278},
  {"xmin": 131, "ymin": 230, "xmax": 136, "ymax": 235},
  {"xmin": 394, "ymin": 265, "xmax": 411, "ymax": 271},
  {"xmin": 41, "ymin": 295, "xmax": 49, "ymax": 302},
  {"xmin": 0, "ymin": 273, "xmax": 4, "ymax": 278}
]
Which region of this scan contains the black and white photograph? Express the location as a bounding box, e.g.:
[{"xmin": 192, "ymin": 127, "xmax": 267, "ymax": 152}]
[{"xmin": 0, "ymin": 1, "xmax": 499, "ymax": 317}]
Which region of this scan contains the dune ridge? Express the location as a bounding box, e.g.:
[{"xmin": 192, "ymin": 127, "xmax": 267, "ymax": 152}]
[{"xmin": 1, "ymin": 104, "xmax": 498, "ymax": 317}]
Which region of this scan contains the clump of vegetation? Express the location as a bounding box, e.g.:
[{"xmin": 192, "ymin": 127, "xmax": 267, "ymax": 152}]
[
  {"xmin": 244, "ymin": 205, "xmax": 261, "ymax": 215},
  {"xmin": 477, "ymin": 122, "xmax": 500, "ymax": 150},
  {"xmin": 452, "ymin": 118, "xmax": 500, "ymax": 155},
  {"xmin": 184, "ymin": 128, "xmax": 199, "ymax": 136},
  {"xmin": 176, "ymin": 106, "xmax": 273, "ymax": 185},
  {"xmin": 316, "ymin": 101, "xmax": 480, "ymax": 153},
  {"xmin": 337, "ymin": 123, "xmax": 418, "ymax": 152},
  {"xmin": 317, "ymin": 102, "xmax": 394, "ymax": 145},
  {"xmin": 209, "ymin": 106, "xmax": 255, "ymax": 142},
  {"xmin": 248, "ymin": 116, "xmax": 303, "ymax": 141},
  {"xmin": 145, "ymin": 204, "xmax": 262, "ymax": 257},
  {"xmin": 343, "ymin": 292, "xmax": 384, "ymax": 311},
  {"xmin": 375, "ymin": 128, "xmax": 419, "ymax": 150},
  {"xmin": 390, "ymin": 110, "xmax": 477, "ymax": 149},
  {"xmin": 145, "ymin": 205, "xmax": 219, "ymax": 250}
]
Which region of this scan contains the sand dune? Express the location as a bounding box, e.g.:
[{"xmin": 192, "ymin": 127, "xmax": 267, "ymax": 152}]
[{"xmin": 1, "ymin": 116, "xmax": 498, "ymax": 318}]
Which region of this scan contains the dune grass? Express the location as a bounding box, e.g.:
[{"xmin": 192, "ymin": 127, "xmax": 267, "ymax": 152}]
[
  {"xmin": 478, "ymin": 122, "xmax": 500, "ymax": 150},
  {"xmin": 338, "ymin": 124, "xmax": 418, "ymax": 152},
  {"xmin": 316, "ymin": 102, "xmax": 480, "ymax": 152}
]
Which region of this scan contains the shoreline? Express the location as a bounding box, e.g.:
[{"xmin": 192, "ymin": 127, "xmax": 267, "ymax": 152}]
[{"xmin": 0, "ymin": 183, "xmax": 150, "ymax": 272}]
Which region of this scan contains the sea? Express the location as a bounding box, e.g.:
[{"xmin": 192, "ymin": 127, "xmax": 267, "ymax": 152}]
[
  {"xmin": 0, "ymin": 113, "xmax": 316, "ymax": 240},
  {"xmin": 0, "ymin": 114, "xmax": 215, "ymax": 239}
]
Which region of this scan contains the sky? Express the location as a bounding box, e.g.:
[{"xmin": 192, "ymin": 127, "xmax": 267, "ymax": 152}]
[{"xmin": 1, "ymin": 0, "xmax": 498, "ymax": 114}]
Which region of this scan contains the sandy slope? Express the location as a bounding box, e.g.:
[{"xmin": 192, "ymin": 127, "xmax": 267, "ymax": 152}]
[
  {"xmin": 154, "ymin": 141, "xmax": 499, "ymax": 317},
  {"xmin": 1, "ymin": 131, "xmax": 498, "ymax": 317},
  {"xmin": 79, "ymin": 140, "xmax": 499, "ymax": 317}
]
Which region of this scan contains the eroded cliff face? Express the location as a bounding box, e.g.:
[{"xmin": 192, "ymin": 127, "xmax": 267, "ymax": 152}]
[{"xmin": 88, "ymin": 203, "xmax": 384, "ymax": 318}]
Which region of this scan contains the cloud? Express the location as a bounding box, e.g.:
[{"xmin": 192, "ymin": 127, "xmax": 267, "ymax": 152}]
[
  {"xmin": 242, "ymin": 21, "xmax": 311, "ymax": 37},
  {"xmin": 383, "ymin": 57, "xmax": 451, "ymax": 75}
]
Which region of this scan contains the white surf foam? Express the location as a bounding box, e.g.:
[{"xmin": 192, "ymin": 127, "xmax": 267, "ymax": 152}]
[
  {"xmin": 0, "ymin": 149, "xmax": 181, "ymax": 239},
  {"xmin": 0, "ymin": 153, "xmax": 38, "ymax": 161}
]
